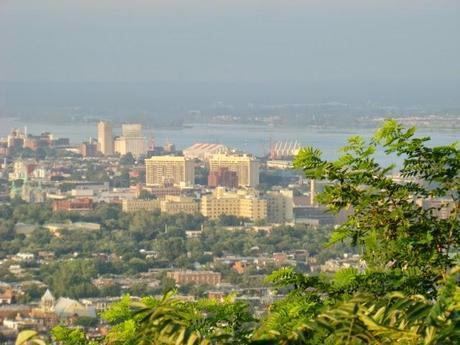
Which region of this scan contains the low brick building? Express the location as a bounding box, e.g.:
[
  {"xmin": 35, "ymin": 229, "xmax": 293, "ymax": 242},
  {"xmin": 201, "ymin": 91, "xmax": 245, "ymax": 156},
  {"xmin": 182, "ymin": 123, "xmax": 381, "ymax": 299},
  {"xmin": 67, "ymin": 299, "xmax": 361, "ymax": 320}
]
[{"xmin": 52, "ymin": 198, "xmax": 93, "ymax": 212}]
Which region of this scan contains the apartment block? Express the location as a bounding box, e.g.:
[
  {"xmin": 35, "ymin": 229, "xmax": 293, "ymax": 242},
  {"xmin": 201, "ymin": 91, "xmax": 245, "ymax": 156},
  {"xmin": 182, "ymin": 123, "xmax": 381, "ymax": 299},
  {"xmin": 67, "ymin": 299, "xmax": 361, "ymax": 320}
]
[
  {"xmin": 200, "ymin": 187, "xmax": 267, "ymax": 221},
  {"xmin": 208, "ymin": 154, "xmax": 260, "ymax": 187},
  {"xmin": 145, "ymin": 156, "xmax": 195, "ymax": 187}
]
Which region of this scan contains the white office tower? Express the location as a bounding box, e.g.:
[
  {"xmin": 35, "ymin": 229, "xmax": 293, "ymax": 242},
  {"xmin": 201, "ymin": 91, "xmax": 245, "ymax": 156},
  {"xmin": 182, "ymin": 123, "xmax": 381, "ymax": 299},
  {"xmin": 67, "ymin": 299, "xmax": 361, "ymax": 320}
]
[{"xmin": 114, "ymin": 123, "xmax": 146, "ymax": 157}]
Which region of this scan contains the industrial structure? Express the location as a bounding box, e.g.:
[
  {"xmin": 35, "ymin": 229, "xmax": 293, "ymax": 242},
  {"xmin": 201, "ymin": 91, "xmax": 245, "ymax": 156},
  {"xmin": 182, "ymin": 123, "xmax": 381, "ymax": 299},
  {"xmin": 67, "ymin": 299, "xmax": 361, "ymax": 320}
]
[{"xmin": 269, "ymin": 140, "xmax": 301, "ymax": 160}]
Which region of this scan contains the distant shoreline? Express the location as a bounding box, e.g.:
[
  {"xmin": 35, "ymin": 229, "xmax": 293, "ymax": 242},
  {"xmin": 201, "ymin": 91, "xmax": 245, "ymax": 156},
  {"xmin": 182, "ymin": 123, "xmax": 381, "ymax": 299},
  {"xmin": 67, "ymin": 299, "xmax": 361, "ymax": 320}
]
[
  {"xmin": 2, "ymin": 116, "xmax": 187, "ymax": 131},
  {"xmin": 2, "ymin": 116, "xmax": 459, "ymax": 134}
]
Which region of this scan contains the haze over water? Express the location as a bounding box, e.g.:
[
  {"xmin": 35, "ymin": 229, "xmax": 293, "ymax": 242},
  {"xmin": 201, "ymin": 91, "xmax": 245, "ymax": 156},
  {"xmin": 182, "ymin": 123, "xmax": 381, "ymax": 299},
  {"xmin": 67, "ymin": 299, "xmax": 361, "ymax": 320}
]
[{"xmin": 1, "ymin": 118, "xmax": 457, "ymax": 166}]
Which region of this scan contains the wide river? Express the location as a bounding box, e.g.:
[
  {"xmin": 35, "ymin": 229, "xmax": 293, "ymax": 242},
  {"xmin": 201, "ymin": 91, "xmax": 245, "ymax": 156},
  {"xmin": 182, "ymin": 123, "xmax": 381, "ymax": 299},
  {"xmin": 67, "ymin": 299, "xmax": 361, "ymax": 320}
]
[{"xmin": 1, "ymin": 118, "xmax": 458, "ymax": 164}]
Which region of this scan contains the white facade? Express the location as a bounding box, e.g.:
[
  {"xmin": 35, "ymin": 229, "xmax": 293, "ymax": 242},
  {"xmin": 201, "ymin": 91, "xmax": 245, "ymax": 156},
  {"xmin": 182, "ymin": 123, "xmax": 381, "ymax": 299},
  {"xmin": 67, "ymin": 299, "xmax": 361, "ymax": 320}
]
[{"xmin": 114, "ymin": 136, "xmax": 146, "ymax": 157}]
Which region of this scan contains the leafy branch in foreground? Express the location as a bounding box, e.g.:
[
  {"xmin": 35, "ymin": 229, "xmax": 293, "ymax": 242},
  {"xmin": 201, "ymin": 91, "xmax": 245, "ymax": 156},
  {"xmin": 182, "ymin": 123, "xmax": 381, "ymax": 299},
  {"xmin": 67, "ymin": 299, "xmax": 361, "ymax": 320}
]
[
  {"xmin": 253, "ymin": 267, "xmax": 460, "ymax": 345},
  {"xmin": 293, "ymin": 119, "xmax": 459, "ymax": 277},
  {"xmin": 100, "ymin": 290, "xmax": 255, "ymax": 345}
]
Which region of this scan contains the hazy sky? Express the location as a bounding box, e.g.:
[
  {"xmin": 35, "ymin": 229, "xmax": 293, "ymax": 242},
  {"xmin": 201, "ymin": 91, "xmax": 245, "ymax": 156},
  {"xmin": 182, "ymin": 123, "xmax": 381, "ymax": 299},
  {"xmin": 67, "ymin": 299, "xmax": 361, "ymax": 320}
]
[{"xmin": 0, "ymin": 0, "xmax": 459, "ymax": 84}]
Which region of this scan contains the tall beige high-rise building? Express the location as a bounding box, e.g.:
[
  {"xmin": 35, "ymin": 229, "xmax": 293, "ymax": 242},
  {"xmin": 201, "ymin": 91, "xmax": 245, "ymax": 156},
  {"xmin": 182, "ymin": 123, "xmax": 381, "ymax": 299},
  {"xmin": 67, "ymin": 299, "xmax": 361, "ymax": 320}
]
[
  {"xmin": 145, "ymin": 156, "xmax": 195, "ymax": 187},
  {"xmin": 97, "ymin": 121, "xmax": 114, "ymax": 155},
  {"xmin": 208, "ymin": 154, "xmax": 260, "ymax": 187}
]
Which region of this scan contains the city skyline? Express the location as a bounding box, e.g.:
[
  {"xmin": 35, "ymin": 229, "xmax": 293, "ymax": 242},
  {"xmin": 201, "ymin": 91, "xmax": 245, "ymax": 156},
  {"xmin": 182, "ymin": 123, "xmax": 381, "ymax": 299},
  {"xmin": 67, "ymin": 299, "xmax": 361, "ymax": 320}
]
[{"xmin": 0, "ymin": 2, "xmax": 459, "ymax": 344}]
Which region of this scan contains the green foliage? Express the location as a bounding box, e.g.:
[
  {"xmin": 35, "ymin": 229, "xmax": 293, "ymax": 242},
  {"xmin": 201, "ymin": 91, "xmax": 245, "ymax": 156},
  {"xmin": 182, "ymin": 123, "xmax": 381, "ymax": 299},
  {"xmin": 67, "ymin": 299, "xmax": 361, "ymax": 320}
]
[
  {"xmin": 138, "ymin": 190, "xmax": 155, "ymax": 200},
  {"xmin": 99, "ymin": 291, "xmax": 255, "ymax": 345},
  {"xmin": 332, "ymin": 267, "xmax": 358, "ymax": 290},
  {"xmin": 253, "ymin": 268, "xmax": 460, "ymax": 345},
  {"xmin": 100, "ymin": 295, "xmax": 144, "ymax": 345},
  {"xmin": 51, "ymin": 326, "xmax": 98, "ymax": 345},
  {"xmin": 16, "ymin": 283, "xmax": 47, "ymax": 304},
  {"xmin": 255, "ymin": 292, "xmax": 322, "ymax": 344},
  {"xmin": 218, "ymin": 214, "xmax": 248, "ymax": 226},
  {"xmin": 0, "ymin": 198, "xmax": 339, "ymax": 279},
  {"xmin": 309, "ymin": 271, "xmax": 460, "ymax": 344},
  {"xmin": 120, "ymin": 153, "xmax": 135, "ymax": 165},
  {"xmin": 42, "ymin": 259, "xmax": 99, "ymax": 298},
  {"xmin": 293, "ymin": 119, "xmax": 459, "ymax": 276},
  {"xmin": 74, "ymin": 316, "xmax": 99, "ymax": 328}
]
